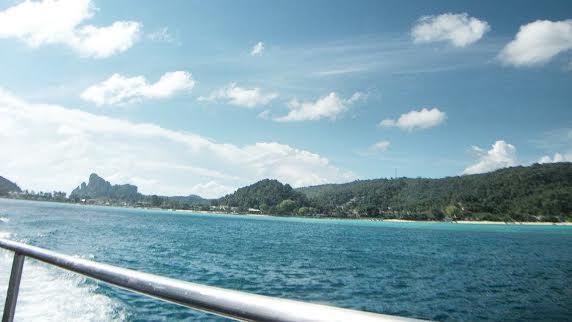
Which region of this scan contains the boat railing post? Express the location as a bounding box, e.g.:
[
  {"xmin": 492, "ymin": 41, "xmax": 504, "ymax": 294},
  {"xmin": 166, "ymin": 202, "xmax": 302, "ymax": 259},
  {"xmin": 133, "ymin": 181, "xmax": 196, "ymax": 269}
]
[{"xmin": 2, "ymin": 253, "xmax": 25, "ymax": 322}]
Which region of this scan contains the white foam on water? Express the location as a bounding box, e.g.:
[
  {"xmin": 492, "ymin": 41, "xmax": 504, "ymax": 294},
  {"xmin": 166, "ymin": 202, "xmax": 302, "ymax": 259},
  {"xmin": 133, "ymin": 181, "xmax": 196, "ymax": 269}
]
[
  {"xmin": 0, "ymin": 233, "xmax": 126, "ymax": 321},
  {"xmin": 0, "ymin": 217, "xmax": 9, "ymax": 223}
]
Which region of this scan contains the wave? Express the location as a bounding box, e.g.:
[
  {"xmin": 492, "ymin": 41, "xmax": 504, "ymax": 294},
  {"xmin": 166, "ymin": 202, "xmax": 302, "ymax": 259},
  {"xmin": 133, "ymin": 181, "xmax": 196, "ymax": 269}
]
[
  {"xmin": 0, "ymin": 217, "xmax": 9, "ymax": 223},
  {"xmin": 0, "ymin": 232, "xmax": 125, "ymax": 321}
]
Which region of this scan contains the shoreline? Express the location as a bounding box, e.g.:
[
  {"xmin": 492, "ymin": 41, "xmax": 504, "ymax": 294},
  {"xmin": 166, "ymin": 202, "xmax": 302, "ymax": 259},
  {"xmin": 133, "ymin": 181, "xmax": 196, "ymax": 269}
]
[
  {"xmin": 173, "ymin": 208, "xmax": 572, "ymax": 226},
  {"xmin": 377, "ymin": 219, "xmax": 572, "ymax": 226},
  {"xmin": 2, "ymin": 197, "xmax": 571, "ymax": 226}
]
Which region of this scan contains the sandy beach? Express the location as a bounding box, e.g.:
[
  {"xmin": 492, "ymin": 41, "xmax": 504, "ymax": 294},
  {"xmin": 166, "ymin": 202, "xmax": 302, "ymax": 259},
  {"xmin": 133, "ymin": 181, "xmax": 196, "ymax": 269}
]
[
  {"xmin": 380, "ymin": 219, "xmax": 572, "ymax": 225},
  {"xmin": 174, "ymin": 209, "xmax": 572, "ymax": 225}
]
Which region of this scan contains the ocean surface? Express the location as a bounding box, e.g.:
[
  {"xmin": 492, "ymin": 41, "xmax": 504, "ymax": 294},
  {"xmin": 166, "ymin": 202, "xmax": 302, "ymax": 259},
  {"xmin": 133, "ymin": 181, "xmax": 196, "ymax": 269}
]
[{"xmin": 0, "ymin": 199, "xmax": 570, "ymax": 321}]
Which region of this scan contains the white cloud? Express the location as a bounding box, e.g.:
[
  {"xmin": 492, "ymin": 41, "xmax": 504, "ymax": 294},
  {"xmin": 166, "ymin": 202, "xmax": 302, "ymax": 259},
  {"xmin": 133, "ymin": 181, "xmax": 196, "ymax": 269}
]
[
  {"xmin": 147, "ymin": 27, "xmax": 175, "ymax": 43},
  {"xmin": 257, "ymin": 110, "xmax": 271, "ymax": 119},
  {"xmin": 346, "ymin": 92, "xmax": 366, "ymax": 104},
  {"xmin": 369, "ymin": 140, "xmax": 390, "ymax": 152},
  {"xmin": 188, "ymin": 181, "xmax": 235, "ymax": 198},
  {"xmin": 463, "ymin": 140, "xmax": 517, "ymax": 175},
  {"xmin": 274, "ymin": 92, "xmax": 364, "ymax": 122},
  {"xmin": 250, "ymin": 41, "xmax": 264, "ymax": 56},
  {"xmin": 0, "ymin": 0, "xmax": 91, "ymax": 46},
  {"xmin": 198, "ymin": 83, "xmax": 277, "ymax": 108},
  {"xmin": 499, "ymin": 20, "xmax": 572, "ymax": 67},
  {"xmin": 0, "ymin": 0, "xmax": 140, "ymax": 58},
  {"xmin": 71, "ymin": 21, "xmax": 140, "ymax": 58},
  {"xmin": 380, "ymin": 108, "xmax": 446, "ymax": 131},
  {"xmin": 313, "ymin": 66, "xmax": 369, "ymax": 77},
  {"xmin": 533, "ymin": 129, "xmax": 572, "ymax": 164},
  {"xmin": 80, "ymin": 71, "xmax": 195, "ymax": 106},
  {"xmin": 0, "ymin": 89, "xmax": 354, "ymax": 198},
  {"xmin": 538, "ymin": 152, "xmax": 572, "ymax": 164},
  {"xmin": 412, "ymin": 13, "xmax": 490, "ymax": 47}
]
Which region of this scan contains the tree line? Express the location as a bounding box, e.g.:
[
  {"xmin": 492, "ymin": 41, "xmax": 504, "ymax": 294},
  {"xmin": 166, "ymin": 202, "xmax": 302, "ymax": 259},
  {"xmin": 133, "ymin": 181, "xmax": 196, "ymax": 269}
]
[{"xmin": 217, "ymin": 163, "xmax": 572, "ymax": 222}]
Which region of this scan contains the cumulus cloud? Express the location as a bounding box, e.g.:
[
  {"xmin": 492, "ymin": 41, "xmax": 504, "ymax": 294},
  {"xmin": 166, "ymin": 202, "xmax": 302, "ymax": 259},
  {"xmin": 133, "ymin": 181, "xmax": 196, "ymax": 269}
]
[
  {"xmin": 538, "ymin": 152, "xmax": 572, "ymax": 164},
  {"xmin": 187, "ymin": 181, "xmax": 234, "ymax": 198},
  {"xmin": 274, "ymin": 92, "xmax": 364, "ymax": 122},
  {"xmin": 0, "ymin": 0, "xmax": 140, "ymax": 58},
  {"xmin": 412, "ymin": 13, "xmax": 490, "ymax": 47},
  {"xmin": 499, "ymin": 19, "xmax": 572, "ymax": 67},
  {"xmin": 250, "ymin": 41, "xmax": 264, "ymax": 56},
  {"xmin": 380, "ymin": 108, "xmax": 446, "ymax": 131},
  {"xmin": 0, "ymin": 89, "xmax": 354, "ymax": 198},
  {"xmin": 463, "ymin": 140, "xmax": 517, "ymax": 175},
  {"xmin": 198, "ymin": 83, "xmax": 277, "ymax": 108},
  {"xmin": 369, "ymin": 140, "xmax": 390, "ymax": 152},
  {"xmin": 80, "ymin": 71, "xmax": 195, "ymax": 106}
]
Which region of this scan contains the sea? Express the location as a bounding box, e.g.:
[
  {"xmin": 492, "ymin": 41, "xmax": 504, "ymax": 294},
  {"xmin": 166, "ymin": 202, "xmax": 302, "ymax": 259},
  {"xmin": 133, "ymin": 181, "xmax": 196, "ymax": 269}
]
[{"xmin": 0, "ymin": 198, "xmax": 570, "ymax": 321}]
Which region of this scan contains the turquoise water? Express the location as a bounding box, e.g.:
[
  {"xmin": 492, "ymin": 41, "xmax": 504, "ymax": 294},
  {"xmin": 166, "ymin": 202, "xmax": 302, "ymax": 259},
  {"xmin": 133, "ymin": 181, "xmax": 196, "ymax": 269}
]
[{"xmin": 0, "ymin": 199, "xmax": 571, "ymax": 321}]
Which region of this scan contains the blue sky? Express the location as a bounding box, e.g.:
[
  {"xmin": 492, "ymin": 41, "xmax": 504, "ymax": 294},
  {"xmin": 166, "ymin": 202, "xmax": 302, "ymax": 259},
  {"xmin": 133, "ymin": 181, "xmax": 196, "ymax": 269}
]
[{"xmin": 0, "ymin": 0, "xmax": 571, "ymax": 197}]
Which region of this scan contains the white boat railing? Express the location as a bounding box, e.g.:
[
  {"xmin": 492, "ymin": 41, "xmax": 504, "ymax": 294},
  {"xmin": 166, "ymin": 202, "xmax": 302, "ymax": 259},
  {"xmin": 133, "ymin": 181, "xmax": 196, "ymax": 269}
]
[{"xmin": 0, "ymin": 238, "xmax": 423, "ymax": 322}]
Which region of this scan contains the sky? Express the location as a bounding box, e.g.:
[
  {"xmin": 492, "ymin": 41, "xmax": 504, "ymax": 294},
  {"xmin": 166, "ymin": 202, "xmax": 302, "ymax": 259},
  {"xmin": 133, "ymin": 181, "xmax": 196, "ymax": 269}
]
[{"xmin": 0, "ymin": 0, "xmax": 571, "ymax": 198}]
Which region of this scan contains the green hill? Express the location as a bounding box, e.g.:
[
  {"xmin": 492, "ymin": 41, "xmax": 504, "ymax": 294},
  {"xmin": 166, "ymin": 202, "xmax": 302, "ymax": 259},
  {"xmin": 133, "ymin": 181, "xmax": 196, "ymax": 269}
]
[
  {"xmin": 214, "ymin": 179, "xmax": 312, "ymax": 215},
  {"xmin": 0, "ymin": 176, "xmax": 21, "ymax": 196},
  {"xmin": 298, "ymin": 162, "xmax": 572, "ymax": 221}
]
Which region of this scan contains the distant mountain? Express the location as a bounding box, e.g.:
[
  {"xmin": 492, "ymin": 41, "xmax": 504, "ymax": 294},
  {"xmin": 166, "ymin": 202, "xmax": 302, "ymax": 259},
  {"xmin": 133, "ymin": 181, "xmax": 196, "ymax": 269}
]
[
  {"xmin": 0, "ymin": 176, "xmax": 21, "ymax": 196},
  {"xmin": 298, "ymin": 162, "xmax": 572, "ymax": 221},
  {"xmin": 69, "ymin": 173, "xmax": 210, "ymax": 208},
  {"xmin": 167, "ymin": 194, "xmax": 210, "ymax": 206},
  {"xmin": 215, "ymin": 179, "xmax": 310, "ymax": 214},
  {"xmin": 70, "ymin": 173, "xmax": 142, "ymax": 201}
]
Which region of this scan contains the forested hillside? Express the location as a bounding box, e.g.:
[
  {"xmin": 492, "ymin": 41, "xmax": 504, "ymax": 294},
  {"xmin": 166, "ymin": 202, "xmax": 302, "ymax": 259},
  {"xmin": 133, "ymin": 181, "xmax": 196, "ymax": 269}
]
[
  {"xmin": 298, "ymin": 162, "xmax": 572, "ymax": 221},
  {"xmin": 214, "ymin": 179, "xmax": 313, "ymax": 215},
  {"xmin": 0, "ymin": 176, "xmax": 21, "ymax": 196}
]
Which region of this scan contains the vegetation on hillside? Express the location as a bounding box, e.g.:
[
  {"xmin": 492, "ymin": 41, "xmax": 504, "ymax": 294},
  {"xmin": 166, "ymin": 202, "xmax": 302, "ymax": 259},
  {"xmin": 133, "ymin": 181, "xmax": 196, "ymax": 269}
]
[
  {"xmin": 214, "ymin": 179, "xmax": 313, "ymax": 215},
  {"xmin": 212, "ymin": 163, "xmax": 572, "ymax": 221},
  {"xmin": 298, "ymin": 162, "xmax": 572, "ymax": 222},
  {"xmin": 3, "ymin": 163, "xmax": 572, "ymax": 222},
  {"xmin": 0, "ymin": 176, "xmax": 21, "ymax": 196}
]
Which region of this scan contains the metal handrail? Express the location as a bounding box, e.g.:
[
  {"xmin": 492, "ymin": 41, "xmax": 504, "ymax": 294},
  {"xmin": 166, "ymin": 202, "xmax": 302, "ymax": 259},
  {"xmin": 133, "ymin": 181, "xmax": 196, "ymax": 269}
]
[{"xmin": 0, "ymin": 238, "xmax": 422, "ymax": 322}]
